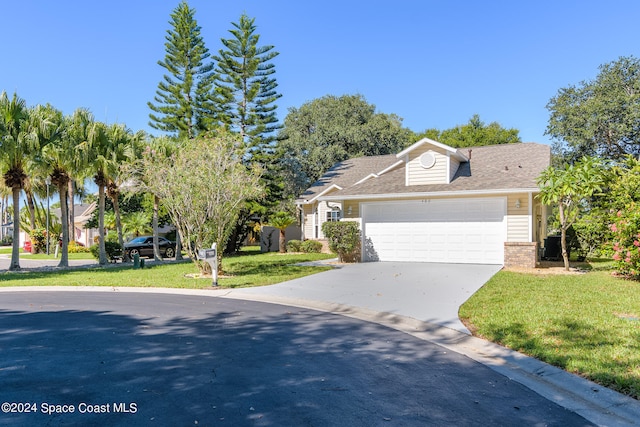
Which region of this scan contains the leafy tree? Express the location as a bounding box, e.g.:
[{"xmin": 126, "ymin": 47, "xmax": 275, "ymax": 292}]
[
  {"xmin": 0, "ymin": 92, "xmax": 54, "ymax": 270},
  {"xmin": 277, "ymin": 94, "xmax": 412, "ymax": 198},
  {"xmin": 547, "ymin": 56, "xmax": 640, "ymax": 163},
  {"xmin": 537, "ymin": 157, "xmax": 607, "ymax": 270},
  {"xmin": 148, "ymin": 1, "xmax": 216, "ymax": 139},
  {"xmin": 267, "ymin": 211, "xmax": 296, "ymax": 253},
  {"xmin": 121, "ymin": 136, "xmax": 177, "ymax": 261},
  {"xmin": 133, "ymin": 131, "xmax": 263, "ymax": 274},
  {"xmin": 415, "ymin": 114, "xmax": 521, "ymax": 148}
]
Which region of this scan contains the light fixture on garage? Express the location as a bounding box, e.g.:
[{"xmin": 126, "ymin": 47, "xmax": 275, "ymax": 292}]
[
  {"xmin": 347, "ymin": 206, "xmax": 352, "ymax": 215},
  {"xmin": 515, "ymin": 199, "xmax": 521, "ymax": 209}
]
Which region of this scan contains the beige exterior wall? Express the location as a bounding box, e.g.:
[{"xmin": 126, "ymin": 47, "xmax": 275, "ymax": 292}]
[
  {"xmin": 301, "ymin": 201, "xmax": 343, "ymax": 240},
  {"xmin": 506, "ymin": 193, "xmax": 530, "ymax": 242},
  {"xmin": 304, "ymin": 192, "xmax": 544, "ymax": 260},
  {"xmin": 406, "ymin": 146, "xmax": 450, "ymax": 185},
  {"xmin": 343, "ymin": 200, "xmax": 360, "ymax": 218}
]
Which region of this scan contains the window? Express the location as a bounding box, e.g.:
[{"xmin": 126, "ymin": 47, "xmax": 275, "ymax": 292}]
[{"xmin": 326, "ymin": 210, "xmax": 341, "ymax": 222}]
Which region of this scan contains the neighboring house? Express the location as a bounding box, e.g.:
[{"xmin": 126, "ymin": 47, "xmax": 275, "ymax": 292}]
[
  {"xmin": 297, "ymin": 138, "xmax": 551, "ymax": 268},
  {"xmin": 52, "ymin": 203, "xmax": 100, "ymax": 246},
  {"xmin": 19, "ymin": 203, "xmax": 99, "ymax": 249}
]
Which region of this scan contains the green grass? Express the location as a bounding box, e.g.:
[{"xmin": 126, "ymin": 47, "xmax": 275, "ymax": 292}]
[
  {"xmin": 0, "ymin": 250, "xmax": 335, "ymax": 289},
  {"xmin": 0, "ymin": 247, "xmax": 94, "ymax": 259},
  {"xmin": 22, "ymin": 252, "xmax": 95, "ymax": 260},
  {"xmin": 460, "ymin": 266, "xmax": 640, "ymax": 399}
]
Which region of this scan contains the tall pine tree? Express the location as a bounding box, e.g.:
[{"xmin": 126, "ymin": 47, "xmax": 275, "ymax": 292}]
[
  {"xmin": 148, "ymin": 1, "xmax": 216, "ymax": 139},
  {"xmin": 213, "ymin": 14, "xmax": 282, "ymax": 153},
  {"xmin": 214, "ymin": 14, "xmax": 284, "ymax": 253}
]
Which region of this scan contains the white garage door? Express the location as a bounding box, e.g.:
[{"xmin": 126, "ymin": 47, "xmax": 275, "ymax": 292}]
[{"xmin": 362, "ymin": 198, "xmax": 506, "ymax": 264}]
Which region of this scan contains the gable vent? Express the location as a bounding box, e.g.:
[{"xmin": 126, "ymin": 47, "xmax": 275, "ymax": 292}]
[{"xmin": 419, "ymin": 152, "xmax": 436, "ymax": 169}]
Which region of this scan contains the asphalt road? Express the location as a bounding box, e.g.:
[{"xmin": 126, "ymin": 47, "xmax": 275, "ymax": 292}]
[{"xmin": 0, "ymin": 292, "xmax": 593, "ymax": 426}]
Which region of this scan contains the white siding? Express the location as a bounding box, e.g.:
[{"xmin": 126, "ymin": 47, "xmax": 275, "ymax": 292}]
[{"xmin": 302, "ymin": 204, "xmax": 315, "ymax": 240}]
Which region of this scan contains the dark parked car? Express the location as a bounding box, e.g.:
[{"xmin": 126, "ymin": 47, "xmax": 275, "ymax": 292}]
[{"xmin": 124, "ymin": 236, "xmax": 176, "ymax": 258}]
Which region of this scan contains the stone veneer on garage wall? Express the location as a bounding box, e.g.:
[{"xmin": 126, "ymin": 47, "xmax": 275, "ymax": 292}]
[{"xmin": 504, "ymin": 242, "xmax": 538, "ymax": 269}]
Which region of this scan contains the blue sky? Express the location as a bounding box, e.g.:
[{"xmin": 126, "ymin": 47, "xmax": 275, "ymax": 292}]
[{"xmin": 2, "ymin": 1, "xmax": 639, "ymax": 146}]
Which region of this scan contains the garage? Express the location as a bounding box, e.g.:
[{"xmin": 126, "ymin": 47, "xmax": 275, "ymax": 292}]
[{"xmin": 361, "ymin": 197, "xmax": 506, "ymax": 264}]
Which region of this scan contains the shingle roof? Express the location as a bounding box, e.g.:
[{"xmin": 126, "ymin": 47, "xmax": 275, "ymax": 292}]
[
  {"xmin": 300, "ymin": 143, "xmax": 551, "ymax": 201},
  {"xmin": 298, "ymin": 154, "xmax": 399, "ymax": 201}
]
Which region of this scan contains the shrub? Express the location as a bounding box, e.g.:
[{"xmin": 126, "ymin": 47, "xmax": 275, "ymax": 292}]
[
  {"xmin": 286, "ymin": 239, "xmax": 302, "ymax": 253},
  {"xmin": 90, "ymin": 241, "xmax": 123, "ymax": 262},
  {"xmin": 300, "ymin": 239, "xmax": 323, "ymax": 253},
  {"xmin": 68, "ymin": 241, "xmax": 91, "ymax": 253},
  {"xmin": 30, "ymin": 228, "xmax": 47, "ymax": 254},
  {"xmin": 610, "ymin": 203, "xmax": 640, "ymax": 278},
  {"xmin": 321, "ymin": 221, "xmax": 361, "ymax": 262}
]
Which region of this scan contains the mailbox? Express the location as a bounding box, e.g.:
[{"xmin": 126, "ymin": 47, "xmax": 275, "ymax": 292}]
[
  {"xmin": 198, "ymin": 243, "xmax": 218, "ymax": 287},
  {"xmin": 198, "ymin": 248, "xmax": 217, "ymax": 260}
]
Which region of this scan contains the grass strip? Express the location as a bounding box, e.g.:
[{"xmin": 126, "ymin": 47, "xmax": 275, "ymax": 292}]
[
  {"xmin": 0, "ymin": 251, "xmax": 335, "ymax": 289},
  {"xmin": 460, "ymin": 269, "xmax": 640, "ymax": 399}
]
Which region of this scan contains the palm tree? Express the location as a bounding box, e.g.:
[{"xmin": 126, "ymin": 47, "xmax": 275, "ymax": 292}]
[
  {"xmin": 124, "ymin": 211, "xmax": 152, "ymax": 237},
  {"xmin": 0, "ymin": 92, "xmax": 53, "ymax": 270},
  {"xmin": 64, "ymin": 108, "xmax": 94, "ymax": 244},
  {"xmin": 77, "ymin": 121, "xmax": 110, "ymax": 264},
  {"xmin": 268, "ymin": 211, "xmax": 296, "ymax": 253},
  {"xmin": 104, "ymin": 125, "xmax": 141, "ymax": 261},
  {"xmin": 79, "ymin": 122, "xmax": 139, "ymax": 265},
  {"xmin": 40, "ymin": 106, "xmax": 80, "ymax": 267}
]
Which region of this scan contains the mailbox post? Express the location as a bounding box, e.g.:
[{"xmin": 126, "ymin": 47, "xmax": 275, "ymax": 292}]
[{"xmin": 198, "ymin": 243, "xmax": 218, "ymax": 287}]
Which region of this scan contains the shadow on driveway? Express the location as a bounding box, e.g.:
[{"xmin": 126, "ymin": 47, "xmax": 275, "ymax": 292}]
[{"xmin": 0, "ymin": 292, "xmax": 592, "ymax": 426}]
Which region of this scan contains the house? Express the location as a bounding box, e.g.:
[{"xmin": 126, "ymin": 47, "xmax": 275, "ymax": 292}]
[
  {"xmin": 297, "ymin": 138, "xmax": 551, "ymax": 268},
  {"xmin": 51, "ymin": 203, "xmax": 100, "ymax": 246}
]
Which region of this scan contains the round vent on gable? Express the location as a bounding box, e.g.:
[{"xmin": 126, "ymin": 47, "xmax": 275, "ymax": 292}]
[{"xmin": 419, "ymin": 152, "xmax": 436, "ymax": 169}]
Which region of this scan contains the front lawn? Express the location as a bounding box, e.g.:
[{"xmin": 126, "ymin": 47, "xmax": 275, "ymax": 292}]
[
  {"xmin": 0, "ymin": 251, "xmax": 335, "ymax": 289},
  {"xmin": 459, "ymin": 266, "xmax": 640, "ymax": 399}
]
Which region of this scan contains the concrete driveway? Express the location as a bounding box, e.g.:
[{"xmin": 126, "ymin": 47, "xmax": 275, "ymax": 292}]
[{"xmin": 219, "ymin": 261, "xmax": 503, "ymax": 334}]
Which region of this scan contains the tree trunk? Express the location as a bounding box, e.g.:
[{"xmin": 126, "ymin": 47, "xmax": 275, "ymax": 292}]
[
  {"xmin": 559, "ymin": 202, "xmax": 570, "ymax": 271},
  {"xmin": 279, "ymin": 228, "xmax": 286, "ymax": 253},
  {"xmin": 9, "ymin": 187, "xmax": 21, "ymax": 271},
  {"xmin": 153, "ymin": 194, "xmax": 162, "ymax": 261},
  {"xmin": 98, "ymin": 184, "xmax": 108, "ymax": 265},
  {"xmin": 111, "ymin": 189, "xmax": 127, "ymax": 261},
  {"xmin": 68, "ymin": 180, "xmax": 75, "ymax": 243},
  {"xmin": 26, "ymin": 190, "xmax": 36, "ymax": 231},
  {"xmin": 57, "ymin": 182, "xmax": 69, "ymax": 268},
  {"xmin": 175, "ymin": 228, "xmax": 183, "ymax": 261}
]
